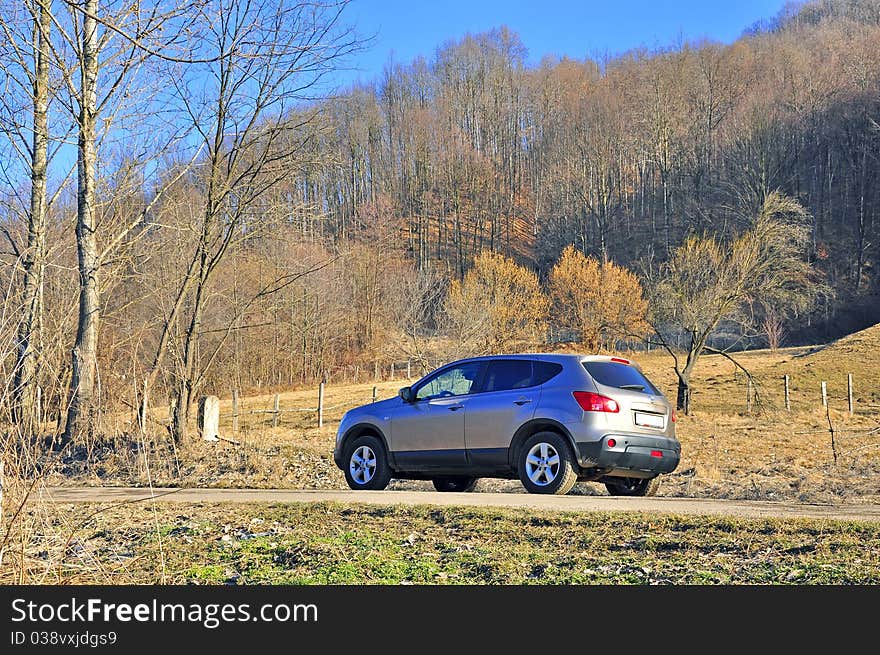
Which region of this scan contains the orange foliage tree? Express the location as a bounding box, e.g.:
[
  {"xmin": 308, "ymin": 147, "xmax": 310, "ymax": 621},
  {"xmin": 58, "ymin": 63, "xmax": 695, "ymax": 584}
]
[
  {"xmin": 549, "ymin": 245, "xmax": 649, "ymax": 351},
  {"xmin": 444, "ymin": 251, "xmax": 549, "ymax": 354}
]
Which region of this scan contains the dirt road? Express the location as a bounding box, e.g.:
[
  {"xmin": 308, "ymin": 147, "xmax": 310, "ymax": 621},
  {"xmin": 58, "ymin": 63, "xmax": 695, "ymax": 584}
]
[{"xmin": 36, "ymin": 487, "xmax": 880, "ymax": 522}]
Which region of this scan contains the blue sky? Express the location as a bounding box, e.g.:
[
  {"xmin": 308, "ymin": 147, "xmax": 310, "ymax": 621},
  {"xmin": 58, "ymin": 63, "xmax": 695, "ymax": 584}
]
[{"xmin": 340, "ymin": 0, "xmax": 789, "ymax": 84}]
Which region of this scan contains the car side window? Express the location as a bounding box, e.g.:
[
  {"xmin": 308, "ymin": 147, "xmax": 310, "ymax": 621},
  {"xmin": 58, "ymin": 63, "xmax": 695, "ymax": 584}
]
[
  {"xmin": 482, "ymin": 359, "xmax": 534, "ymax": 393},
  {"xmin": 532, "ymin": 361, "xmax": 563, "ymax": 385},
  {"xmin": 415, "ymin": 362, "xmax": 482, "ymax": 400}
]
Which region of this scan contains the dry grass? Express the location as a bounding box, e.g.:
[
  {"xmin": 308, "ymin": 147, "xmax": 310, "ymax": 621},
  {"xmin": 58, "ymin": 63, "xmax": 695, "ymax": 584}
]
[{"xmin": 632, "ymin": 337, "xmax": 880, "ymax": 504}]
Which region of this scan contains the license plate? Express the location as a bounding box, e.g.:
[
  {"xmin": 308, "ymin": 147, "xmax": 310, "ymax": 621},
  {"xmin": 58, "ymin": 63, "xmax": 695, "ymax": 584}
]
[{"xmin": 634, "ymin": 412, "xmax": 665, "ymax": 429}]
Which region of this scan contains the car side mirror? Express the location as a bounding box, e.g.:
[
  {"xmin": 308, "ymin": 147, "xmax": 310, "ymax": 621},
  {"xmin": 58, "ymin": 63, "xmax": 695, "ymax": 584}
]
[{"xmin": 399, "ymin": 386, "xmax": 414, "ymax": 403}]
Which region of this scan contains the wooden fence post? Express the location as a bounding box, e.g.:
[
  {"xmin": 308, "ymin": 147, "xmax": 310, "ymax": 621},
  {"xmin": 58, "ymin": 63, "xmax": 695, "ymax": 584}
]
[
  {"xmin": 372, "ymin": 386, "xmax": 377, "ymax": 403},
  {"xmin": 784, "ymin": 375, "xmax": 790, "ymax": 411},
  {"xmin": 318, "ymin": 382, "xmax": 325, "ymax": 428},
  {"xmin": 747, "ymin": 378, "xmax": 753, "ymax": 413},
  {"xmin": 272, "ymin": 393, "xmax": 280, "ymax": 428},
  {"xmin": 406, "ymin": 360, "xmax": 411, "ymax": 379},
  {"xmin": 821, "ymin": 381, "xmax": 827, "ymax": 409},
  {"xmin": 232, "ymin": 389, "xmax": 239, "ymax": 435},
  {"xmin": 847, "ymin": 373, "xmax": 853, "ymax": 416}
]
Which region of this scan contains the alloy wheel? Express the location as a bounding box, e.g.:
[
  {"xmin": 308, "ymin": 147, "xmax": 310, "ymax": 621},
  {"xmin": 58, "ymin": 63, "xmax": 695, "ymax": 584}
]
[
  {"xmin": 349, "ymin": 445, "xmax": 377, "ymax": 485},
  {"xmin": 524, "ymin": 442, "xmax": 560, "ymax": 486}
]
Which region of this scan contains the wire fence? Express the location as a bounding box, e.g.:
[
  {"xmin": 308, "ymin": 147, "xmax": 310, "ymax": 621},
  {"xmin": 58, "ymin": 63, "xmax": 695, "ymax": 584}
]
[
  {"xmin": 216, "ymin": 381, "xmax": 393, "ymax": 434},
  {"xmin": 306, "ymin": 359, "xmax": 437, "ymax": 386},
  {"xmin": 727, "ymin": 371, "xmax": 872, "ymax": 417},
  {"xmin": 211, "ymin": 358, "xmax": 447, "ymax": 433}
]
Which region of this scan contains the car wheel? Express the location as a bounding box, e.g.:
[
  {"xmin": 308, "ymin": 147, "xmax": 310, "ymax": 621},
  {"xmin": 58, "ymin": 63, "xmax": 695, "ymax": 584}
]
[
  {"xmin": 518, "ymin": 431, "xmax": 578, "ymax": 495},
  {"xmin": 343, "ymin": 434, "xmax": 391, "ymax": 491},
  {"xmin": 604, "ymin": 476, "xmax": 660, "ymax": 497},
  {"xmin": 432, "ymin": 476, "xmax": 478, "ymax": 492}
]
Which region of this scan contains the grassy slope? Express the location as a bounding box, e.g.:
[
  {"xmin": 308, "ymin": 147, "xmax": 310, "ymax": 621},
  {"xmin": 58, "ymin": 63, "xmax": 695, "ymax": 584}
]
[
  {"xmin": 631, "ymin": 326, "xmax": 880, "ymax": 502},
  {"xmin": 8, "ymin": 502, "xmax": 877, "ymax": 585}
]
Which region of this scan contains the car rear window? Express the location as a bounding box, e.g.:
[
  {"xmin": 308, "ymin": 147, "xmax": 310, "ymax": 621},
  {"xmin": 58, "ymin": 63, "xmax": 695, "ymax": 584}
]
[{"xmin": 582, "ymin": 361, "xmax": 659, "ymax": 394}]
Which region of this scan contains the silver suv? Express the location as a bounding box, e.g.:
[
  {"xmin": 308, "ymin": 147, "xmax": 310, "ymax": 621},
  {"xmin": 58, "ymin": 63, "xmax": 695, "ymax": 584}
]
[{"xmin": 333, "ymin": 354, "xmax": 680, "ymax": 496}]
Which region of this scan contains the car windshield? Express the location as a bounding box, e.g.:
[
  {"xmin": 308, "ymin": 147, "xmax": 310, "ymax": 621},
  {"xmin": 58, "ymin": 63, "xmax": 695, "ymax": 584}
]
[{"xmin": 582, "ymin": 361, "xmax": 659, "ymax": 395}]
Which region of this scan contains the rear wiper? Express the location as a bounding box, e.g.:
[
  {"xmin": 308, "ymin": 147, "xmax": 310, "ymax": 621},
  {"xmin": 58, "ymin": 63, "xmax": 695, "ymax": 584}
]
[{"xmin": 619, "ymin": 384, "xmax": 645, "ymax": 391}]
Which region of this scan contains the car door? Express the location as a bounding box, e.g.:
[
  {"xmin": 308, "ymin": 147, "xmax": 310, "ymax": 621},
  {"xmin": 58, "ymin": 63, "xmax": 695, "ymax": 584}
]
[
  {"xmin": 390, "ymin": 361, "xmax": 484, "ymax": 470},
  {"xmin": 463, "ymin": 359, "xmax": 540, "ymax": 469}
]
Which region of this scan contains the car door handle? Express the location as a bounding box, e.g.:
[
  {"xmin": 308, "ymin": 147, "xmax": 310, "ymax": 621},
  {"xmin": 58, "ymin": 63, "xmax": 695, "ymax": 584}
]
[
  {"xmin": 513, "ymin": 398, "xmax": 532, "ymax": 406},
  {"xmin": 448, "ymin": 404, "xmax": 463, "ymax": 411}
]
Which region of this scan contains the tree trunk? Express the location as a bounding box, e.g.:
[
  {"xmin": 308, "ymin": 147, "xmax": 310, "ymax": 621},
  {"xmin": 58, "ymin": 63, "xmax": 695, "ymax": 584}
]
[
  {"xmin": 662, "ymin": 174, "xmax": 670, "ymax": 256},
  {"xmin": 855, "ymin": 142, "xmax": 867, "ymax": 291},
  {"xmin": 64, "ymin": 0, "xmax": 100, "ymax": 443},
  {"xmin": 12, "ymin": 0, "xmax": 50, "ymax": 435},
  {"xmin": 140, "ymin": 253, "xmax": 200, "ymax": 425},
  {"xmin": 171, "ymin": 163, "xmax": 218, "ymax": 442},
  {"xmin": 675, "ymin": 372, "xmax": 691, "ymax": 415},
  {"xmin": 171, "ymin": 260, "xmax": 208, "ymax": 443},
  {"xmin": 675, "ymin": 342, "xmax": 701, "ymax": 414}
]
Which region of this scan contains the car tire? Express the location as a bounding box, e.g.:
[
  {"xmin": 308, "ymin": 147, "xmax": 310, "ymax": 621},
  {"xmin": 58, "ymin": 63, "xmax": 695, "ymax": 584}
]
[
  {"xmin": 518, "ymin": 431, "xmax": 578, "ymax": 495},
  {"xmin": 343, "ymin": 434, "xmax": 392, "ymax": 491},
  {"xmin": 432, "ymin": 476, "xmax": 478, "ymax": 492},
  {"xmin": 604, "ymin": 476, "xmax": 660, "ymax": 497}
]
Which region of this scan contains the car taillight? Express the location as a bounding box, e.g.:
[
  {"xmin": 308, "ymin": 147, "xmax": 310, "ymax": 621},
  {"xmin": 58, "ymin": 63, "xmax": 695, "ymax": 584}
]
[
  {"xmin": 573, "ymin": 391, "xmax": 619, "ymax": 413},
  {"xmin": 671, "ymin": 409, "xmax": 677, "ymax": 423}
]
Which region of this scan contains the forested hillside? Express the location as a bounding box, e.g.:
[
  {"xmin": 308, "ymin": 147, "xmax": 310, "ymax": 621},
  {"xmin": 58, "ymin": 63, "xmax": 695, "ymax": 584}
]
[
  {"xmin": 1, "ymin": 0, "xmax": 878, "ymax": 437},
  {"xmin": 306, "ymin": 0, "xmax": 879, "ymax": 335}
]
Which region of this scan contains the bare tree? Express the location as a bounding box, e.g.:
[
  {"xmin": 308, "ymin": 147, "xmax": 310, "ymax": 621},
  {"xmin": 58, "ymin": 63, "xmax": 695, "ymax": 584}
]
[
  {"xmin": 166, "ymin": 0, "xmax": 360, "ymax": 441},
  {"xmin": 387, "ymin": 263, "xmax": 447, "ymax": 371},
  {"xmin": 646, "ymin": 191, "xmax": 826, "ymax": 412},
  {"xmin": 763, "ymin": 309, "xmax": 786, "ymax": 350},
  {"xmin": 64, "ymin": 0, "xmax": 101, "ymax": 442},
  {"xmin": 0, "ymin": 0, "xmax": 54, "ymax": 433},
  {"xmin": 56, "ymin": 0, "xmax": 201, "ymax": 442}
]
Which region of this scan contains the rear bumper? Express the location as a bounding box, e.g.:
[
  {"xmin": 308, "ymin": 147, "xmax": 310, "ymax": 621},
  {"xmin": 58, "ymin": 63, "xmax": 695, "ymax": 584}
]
[{"xmin": 576, "ymin": 433, "xmax": 680, "ymax": 477}]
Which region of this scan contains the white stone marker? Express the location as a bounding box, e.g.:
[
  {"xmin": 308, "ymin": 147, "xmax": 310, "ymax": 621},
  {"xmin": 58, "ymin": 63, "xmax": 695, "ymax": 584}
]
[{"xmin": 198, "ymin": 395, "xmax": 220, "ymax": 441}]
